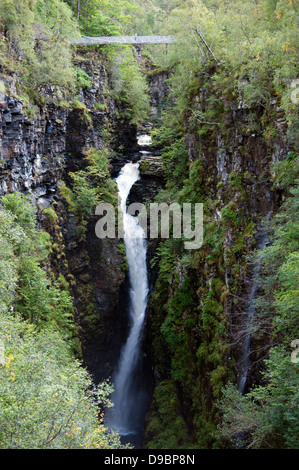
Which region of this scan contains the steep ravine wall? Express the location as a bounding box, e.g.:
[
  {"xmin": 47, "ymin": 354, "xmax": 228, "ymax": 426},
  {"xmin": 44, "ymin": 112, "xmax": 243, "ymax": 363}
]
[
  {"xmin": 0, "ymin": 57, "xmax": 137, "ymax": 204},
  {"xmin": 1, "ymin": 54, "xmax": 291, "ymax": 449},
  {"xmin": 0, "ymin": 55, "xmax": 142, "ymax": 387},
  {"xmin": 143, "ymin": 83, "xmax": 292, "ymax": 448},
  {"xmin": 0, "ymin": 56, "xmax": 166, "ymax": 398}
]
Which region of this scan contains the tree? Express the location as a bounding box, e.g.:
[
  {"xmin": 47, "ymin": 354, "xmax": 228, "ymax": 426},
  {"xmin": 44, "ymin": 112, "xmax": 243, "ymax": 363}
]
[
  {"xmin": 64, "ymin": 0, "xmax": 135, "ymax": 36},
  {"xmin": 108, "ymin": 46, "xmax": 150, "ymax": 124},
  {"xmin": 0, "ymin": 193, "xmax": 127, "ymax": 449},
  {"xmin": 0, "ymin": 0, "xmax": 80, "ymax": 100}
]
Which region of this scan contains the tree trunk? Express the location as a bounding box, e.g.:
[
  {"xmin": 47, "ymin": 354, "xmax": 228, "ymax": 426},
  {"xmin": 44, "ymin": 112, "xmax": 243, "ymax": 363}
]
[{"xmin": 77, "ymin": 0, "xmax": 80, "ymax": 22}]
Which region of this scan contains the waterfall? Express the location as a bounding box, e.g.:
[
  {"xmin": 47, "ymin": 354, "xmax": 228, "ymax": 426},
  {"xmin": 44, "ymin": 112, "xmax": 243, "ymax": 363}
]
[
  {"xmin": 238, "ymin": 215, "xmax": 271, "ymax": 395},
  {"xmin": 105, "ymin": 162, "xmax": 149, "ymax": 441}
]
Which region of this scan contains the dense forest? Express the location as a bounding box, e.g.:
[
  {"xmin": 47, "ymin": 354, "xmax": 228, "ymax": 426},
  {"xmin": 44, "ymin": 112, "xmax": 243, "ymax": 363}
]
[{"xmin": 0, "ymin": 0, "xmax": 298, "ymax": 450}]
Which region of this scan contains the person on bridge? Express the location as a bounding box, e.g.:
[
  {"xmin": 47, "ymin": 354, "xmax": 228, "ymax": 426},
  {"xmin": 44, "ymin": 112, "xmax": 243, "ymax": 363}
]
[{"xmin": 135, "ymin": 33, "xmax": 137, "ymax": 42}]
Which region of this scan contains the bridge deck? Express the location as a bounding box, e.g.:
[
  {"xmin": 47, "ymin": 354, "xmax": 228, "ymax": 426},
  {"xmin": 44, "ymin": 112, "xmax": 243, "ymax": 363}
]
[{"xmin": 73, "ymin": 35, "xmax": 176, "ymax": 45}]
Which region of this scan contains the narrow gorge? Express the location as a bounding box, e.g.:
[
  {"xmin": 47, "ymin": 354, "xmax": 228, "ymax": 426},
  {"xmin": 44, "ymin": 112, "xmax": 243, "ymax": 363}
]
[{"xmin": 0, "ymin": 0, "xmax": 298, "ymax": 452}]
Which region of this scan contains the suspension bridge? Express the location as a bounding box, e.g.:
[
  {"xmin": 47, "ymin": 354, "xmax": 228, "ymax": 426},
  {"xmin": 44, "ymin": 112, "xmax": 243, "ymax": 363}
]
[{"xmin": 73, "ymin": 35, "xmax": 176, "ymax": 45}]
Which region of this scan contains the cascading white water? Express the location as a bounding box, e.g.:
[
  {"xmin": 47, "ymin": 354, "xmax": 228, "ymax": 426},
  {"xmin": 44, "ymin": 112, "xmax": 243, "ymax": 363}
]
[
  {"xmin": 137, "ymin": 133, "xmax": 152, "ymax": 147},
  {"xmin": 106, "ymin": 162, "xmax": 148, "ymax": 437}
]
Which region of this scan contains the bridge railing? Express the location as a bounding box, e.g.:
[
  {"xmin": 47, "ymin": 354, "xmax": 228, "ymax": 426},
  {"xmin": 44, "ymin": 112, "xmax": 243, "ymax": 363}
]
[{"xmin": 73, "ymin": 35, "xmax": 176, "ymax": 45}]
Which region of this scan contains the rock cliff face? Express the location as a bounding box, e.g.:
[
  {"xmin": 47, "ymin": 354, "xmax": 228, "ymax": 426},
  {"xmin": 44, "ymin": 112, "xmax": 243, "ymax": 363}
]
[
  {"xmin": 4, "ymin": 53, "xmax": 290, "ymax": 448},
  {"xmin": 1, "ymin": 50, "xmax": 292, "ymax": 448},
  {"xmin": 0, "ymin": 57, "xmax": 132, "ymax": 384},
  {"xmin": 0, "ymin": 56, "xmax": 166, "ymax": 390},
  {"xmin": 148, "ymin": 71, "xmax": 169, "ymax": 118},
  {"xmin": 142, "ymin": 76, "xmax": 293, "ymax": 447},
  {"xmin": 183, "ymin": 97, "xmax": 289, "ymax": 388},
  {"xmin": 0, "ymin": 57, "xmax": 137, "ymax": 207},
  {"xmin": 0, "ymin": 93, "xmax": 67, "ymax": 206}
]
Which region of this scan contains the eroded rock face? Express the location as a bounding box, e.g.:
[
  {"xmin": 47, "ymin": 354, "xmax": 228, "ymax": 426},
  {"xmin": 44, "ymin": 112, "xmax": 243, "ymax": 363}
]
[
  {"xmin": 0, "ymin": 59, "xmax": 138, "ymax": 207},
  {"xmin": 75, "ymin": 226, "xmax": 129, "ymax": 383},
  {"xmin": 0, "ymin": 96, "xmax": 67, "ymax": 208},
  {"xmin": 0, "ymin": 59, "xmax": 168, "ymax": 406},
  {"xmin": 128, "ymin": 154, "xmax": 165, "ymax": 204},
  {"xmin": 149, "ymin": 72, "xmax": 169, "ymax": 117},
  {"xmin": 0, "ymin": 57, "xmax": 141, "ymax": 386},
  {"xmin": 185, "ymin": 99, "xmax": 290, "ymax": 378},
  {"xmin": 142, "ymin": 80, "xmax": 294, "ymax": 447},
  {"xmin": 139, "ymin": 154, "xmax": 164, "ymax": 177}
]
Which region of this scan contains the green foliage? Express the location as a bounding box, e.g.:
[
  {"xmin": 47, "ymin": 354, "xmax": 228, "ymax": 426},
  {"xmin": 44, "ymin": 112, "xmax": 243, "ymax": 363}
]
[
  {"xmin": 75, "ymin": 68, "xmax": 92, "ymax": 90},
  {"xmin": 150, "ymin": 239, "xmax": 179, "ymax": 282},
  {"xmin": 162, "ymin": 139, "xmax": 189, "ymax": 192},
  {"xmin": 0, "ymin": 193, "xmax": 126, "ymax": 448},
  {"xmin": 272, "ymin": 152, "xmax": 299, "ymax": 189},
  {"xmin": 144, "ymin": 380, "xmax": 192, "ymax": 449},
  {"xmin": 69, "ymin": 171, "xmax": 98, "ymax": 216},
  {"xmin": 60, "ymin": 147, "xmax": 117, "ymax": 237},
  {"xmin": 221, "ymin": 202, "xmax": 241, "ymax": 227},
  {"xmin": 0, "ymin": 0, "xmax": 297, "ymax": 451},
  {"xmin": 218, "ymin": 158, "xmax": 299, "ymax": 448},
  {"xmin": 219, "ymin": 348, "xmax": 299, "ymax": 449},
  {"xmin": 64, "ymin": 0, "xmax": 135, "ymax": 36},
  {"xmin": 43, "ymin": 207, "xmax": 58, "ymax": 224},
  {"xmin": 147, "ymin": 0, "xmax": 298, "ymax": 146},
  {"xmin": 1, "ymin": 193, "xmax": 72, "ymax": 331},
  {"xmin": 253, "ymin": 166, "xmax": 299, "ymax": 345},
  {"xmin": 107, "ymin": 46, "xmax": 150, "ymax": 125},
  {"xmin": 117, "ymin": 241, "xmax": 128, "ymax": 272},
  {"xmin": 0, "ymin": 0, "xmax": 80, "ymax": 102},
  {"xmin": 84, "ymin": 147, "xmax": 118, "ymax": 205},
  {"xmin": 71, "ymin": 99, "xmax": 92, "ymax": 123},
  {"xmin": 77, "ymin": 281, "xmax": 102, "ymax": 328},
  {"xmin": 0, "ymin": 311, "xmax": 123, "ymax": 448},
  {"xmin": 94, "ymin": 102, "xmax": 106, "ymax": 111},
  {"xmin": 143, "ymin": 0, "xmax": 299, "ymax": 449}
]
